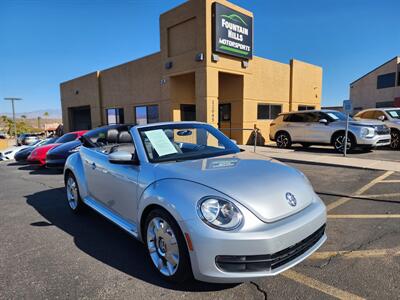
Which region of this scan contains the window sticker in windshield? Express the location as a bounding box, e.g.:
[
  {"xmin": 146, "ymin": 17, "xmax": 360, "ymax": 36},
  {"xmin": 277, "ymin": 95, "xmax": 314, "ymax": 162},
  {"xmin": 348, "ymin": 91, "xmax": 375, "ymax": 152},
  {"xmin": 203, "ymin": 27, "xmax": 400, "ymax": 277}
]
[
  {"xmin": 388, "ymin": 111, "xmax": 400, "ymax": 118},
  {"xmin": 327, "ymin": 113, "xmax": 339, "ymax": 120},
  {"xmin": 144, "ymin": 129, "xmax": 178, "ymax": 157}
]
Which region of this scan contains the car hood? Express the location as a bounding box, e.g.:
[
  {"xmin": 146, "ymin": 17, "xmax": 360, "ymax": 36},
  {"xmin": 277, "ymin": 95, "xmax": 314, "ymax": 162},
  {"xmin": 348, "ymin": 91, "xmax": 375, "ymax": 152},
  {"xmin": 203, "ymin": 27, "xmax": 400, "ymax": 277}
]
[
  {"xmin": 1, "ymin": 145, "xmax": 28, "ymax": 154},
  {"xmin": 153, "ymin": 151, "xmax": 315, "ymax": 223},
  {"xmin": 348, "ymin": 120, "xmax": 385, "ymax": 126},
  {"xmin": 31, "ymin": 143, "xmax": 61, "ymax": 155},
  {"xmin": 48, "ymin": 140, "xmax": 81, "ymax": 155}
]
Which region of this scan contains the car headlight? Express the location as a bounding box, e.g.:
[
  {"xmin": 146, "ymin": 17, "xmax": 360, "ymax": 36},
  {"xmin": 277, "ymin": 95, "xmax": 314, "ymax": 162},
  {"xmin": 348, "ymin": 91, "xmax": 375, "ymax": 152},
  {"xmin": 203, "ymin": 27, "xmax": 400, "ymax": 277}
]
[
  {"xmin": 197, "ymin": 196, "xmax": 243, "ymax": 230},
  {"xmin": 361, "ymin": 127, "xmax": 375, "ymax": 138}
]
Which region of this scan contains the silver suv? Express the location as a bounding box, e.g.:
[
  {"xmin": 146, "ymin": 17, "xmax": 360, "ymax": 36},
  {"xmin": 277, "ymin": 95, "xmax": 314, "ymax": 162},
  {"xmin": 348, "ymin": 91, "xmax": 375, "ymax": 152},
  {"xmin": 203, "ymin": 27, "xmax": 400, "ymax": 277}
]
[
  {"xmin": 269, "ymin": 110, "xmax": 391, "ymax": 152},
  {"xmin": 354, "ymin": 108, "xmax": 400, "ymax": 149}
]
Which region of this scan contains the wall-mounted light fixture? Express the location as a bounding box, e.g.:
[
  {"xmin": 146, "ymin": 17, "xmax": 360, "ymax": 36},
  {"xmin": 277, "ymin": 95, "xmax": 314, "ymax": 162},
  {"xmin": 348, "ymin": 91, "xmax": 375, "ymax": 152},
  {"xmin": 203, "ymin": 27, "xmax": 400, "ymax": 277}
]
[
  {"xmin": 160, "ymin": 79, "xmax": 167, "ymax": 85},
  {"xmin": 195, "ymin": 53, "xmax": 204, "ymax": 62},
  {"xmin": 165, "ymin": 61, "xmax": 173, "ymax": 69},
  {"xmin": 211, "ymin": 54, "xmax": 219, "ymax": 62},
  {"xmin": 242, "ymin": 60, "xmax": 249, "ymax": 69},
  {"xmin": 75, "ymin": 90, "xmax": 79, "ymax": 95}
]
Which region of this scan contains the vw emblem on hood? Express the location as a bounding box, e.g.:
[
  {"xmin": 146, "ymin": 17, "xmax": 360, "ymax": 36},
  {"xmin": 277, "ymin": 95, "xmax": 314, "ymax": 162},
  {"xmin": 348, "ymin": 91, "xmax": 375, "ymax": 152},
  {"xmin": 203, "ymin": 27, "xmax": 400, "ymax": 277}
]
[{"xmin": 286, "ymin": 192, "xmax": 297, "ymax": 207}]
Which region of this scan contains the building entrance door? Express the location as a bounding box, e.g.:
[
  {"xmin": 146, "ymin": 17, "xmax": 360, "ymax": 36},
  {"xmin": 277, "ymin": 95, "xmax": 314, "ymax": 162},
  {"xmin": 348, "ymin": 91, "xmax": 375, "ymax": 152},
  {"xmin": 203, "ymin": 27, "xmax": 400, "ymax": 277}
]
[{"xmin": 218, "ymin": 103, "xmax": 232, "ymax": 137}]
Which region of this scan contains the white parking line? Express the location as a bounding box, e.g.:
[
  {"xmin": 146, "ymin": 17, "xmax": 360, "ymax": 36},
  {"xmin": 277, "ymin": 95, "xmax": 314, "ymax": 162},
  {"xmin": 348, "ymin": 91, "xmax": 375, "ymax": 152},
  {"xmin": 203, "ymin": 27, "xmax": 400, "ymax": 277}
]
[
  {"xmin": 326, "ymin": 171, "xmax": 394, "ymax": 212},
  {"xmin": 310, "ymin": 248, "xmax": 400, "ymax": 260},
  {"xmin": 328, "ymin": 214, "xmax": 400, "ymax": 219},
  {"xmin": 282, "ymin": 270, "xmax": 365, "ymax": 300}
]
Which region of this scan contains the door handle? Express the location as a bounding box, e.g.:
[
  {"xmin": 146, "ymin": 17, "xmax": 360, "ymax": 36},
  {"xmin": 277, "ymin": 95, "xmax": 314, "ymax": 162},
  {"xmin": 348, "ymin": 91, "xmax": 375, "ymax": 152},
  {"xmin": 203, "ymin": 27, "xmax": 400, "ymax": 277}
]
[{"xmin": 91, "ymin": 162, "xmax": 96, "ymax": 170}]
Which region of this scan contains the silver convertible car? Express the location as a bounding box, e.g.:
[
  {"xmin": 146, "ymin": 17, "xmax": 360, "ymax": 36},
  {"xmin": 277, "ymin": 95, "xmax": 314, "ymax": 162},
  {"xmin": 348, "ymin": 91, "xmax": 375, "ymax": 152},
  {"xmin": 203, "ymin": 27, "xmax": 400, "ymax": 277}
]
[{"xmin": 64, "ymin": 122, "xmax": 327, "ymax": 283}]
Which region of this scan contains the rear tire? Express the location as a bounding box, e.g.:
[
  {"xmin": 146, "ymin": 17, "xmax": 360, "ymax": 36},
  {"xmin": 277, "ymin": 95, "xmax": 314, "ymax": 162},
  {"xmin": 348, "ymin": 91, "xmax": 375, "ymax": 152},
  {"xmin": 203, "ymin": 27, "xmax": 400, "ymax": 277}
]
[
  {"xmin": 390, "ymin": 129, "xmax": 400, "ymax": 149},
  {"xmin": 276, "ymin": 132, "xmax": 292, "ymax": 149},
  {"xmin": 145, "ymin": 208, "xmax": 192, "ymax": 283},
  {"xmin": 332, "ymin": 132, "xmax": 355, "ymax": 153},
  {"xmin": 65, "ymin": 172, "xmax": 85, "ymax": 213}
]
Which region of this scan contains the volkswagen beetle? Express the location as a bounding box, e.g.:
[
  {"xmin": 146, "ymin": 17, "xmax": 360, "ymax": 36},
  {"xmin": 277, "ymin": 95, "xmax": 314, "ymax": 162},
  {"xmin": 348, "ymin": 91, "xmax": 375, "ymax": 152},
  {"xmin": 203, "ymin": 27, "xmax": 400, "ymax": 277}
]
[{"xmin": 64, "ymin": 122, "xmax": 326, "ymax": 283}]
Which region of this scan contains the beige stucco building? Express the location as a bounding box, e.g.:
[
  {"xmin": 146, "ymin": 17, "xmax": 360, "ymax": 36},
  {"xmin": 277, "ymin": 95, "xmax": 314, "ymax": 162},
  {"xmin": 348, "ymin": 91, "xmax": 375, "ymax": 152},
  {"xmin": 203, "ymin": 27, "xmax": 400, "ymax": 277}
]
[
  {"xmin": 350, "ymin": 56, "xmax": 400, "ymax": 112},
  {"xmin": 60, "ymin": 0, "xmax": 322, "ymax": 144}
]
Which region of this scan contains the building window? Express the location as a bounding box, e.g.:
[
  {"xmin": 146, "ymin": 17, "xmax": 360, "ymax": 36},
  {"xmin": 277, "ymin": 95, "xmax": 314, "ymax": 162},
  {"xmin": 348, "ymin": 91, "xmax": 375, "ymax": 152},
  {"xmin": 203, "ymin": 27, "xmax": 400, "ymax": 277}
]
[
  {"xmin": 106, "ymin": 108, "xmax": 124, "ymax": 125},
  {"xmin": 257, "ymin": 104, "xmax": 282, "ymax": 120},
  {"xmin": 298, "ymin": 105, "xmax": 315, "ymax": 111},
  {"xmin": 377, "ymin": 72, "xmax": 396, "ymax": 89},
  {"xmin": 180, "ymin": 104, "xmax": 196, "ymax": 121},
  {"xmin": 219, "ymin": 104, "xmax": 231, "ymax": 121},
  {"xmin": 376, "ymin": 101, "xmax": 394, "ymax": 108},
  {"xmin": 398, "ymin": 72, "xmax": 400, "ymax": 86},
  {"xmin": 134, "ymin": 105, "xmax": 159, "ymax": 125}
]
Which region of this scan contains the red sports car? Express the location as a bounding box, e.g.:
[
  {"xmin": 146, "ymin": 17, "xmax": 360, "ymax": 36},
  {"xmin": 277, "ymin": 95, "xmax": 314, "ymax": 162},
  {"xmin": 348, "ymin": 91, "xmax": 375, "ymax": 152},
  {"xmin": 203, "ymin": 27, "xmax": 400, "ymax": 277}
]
[{"xmin": 27, "ymin": 130, "xmax": 87, "ymax": 166}]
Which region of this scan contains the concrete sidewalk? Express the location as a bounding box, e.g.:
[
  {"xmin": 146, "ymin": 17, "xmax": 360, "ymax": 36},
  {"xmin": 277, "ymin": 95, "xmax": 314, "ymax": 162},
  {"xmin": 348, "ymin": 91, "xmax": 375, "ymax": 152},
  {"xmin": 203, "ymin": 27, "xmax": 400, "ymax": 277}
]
[{"xmin": 240, "ymin": 145, "xmax": 400, "ymax": 172}]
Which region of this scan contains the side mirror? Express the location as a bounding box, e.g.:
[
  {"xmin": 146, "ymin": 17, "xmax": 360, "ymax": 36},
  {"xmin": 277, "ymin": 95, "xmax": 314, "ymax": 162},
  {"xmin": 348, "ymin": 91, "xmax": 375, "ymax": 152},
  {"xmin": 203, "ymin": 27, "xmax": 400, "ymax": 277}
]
[
  {"xmin": 108, "ymin": 150, "xmax": 139, "ymax": 165},
  {"xmin": 319, "ymin": 119, "xmax": 328, "ymax": 125},
  {"xmin": 377, "ymin": 115, "xmax": 385, "ymax": 122}
]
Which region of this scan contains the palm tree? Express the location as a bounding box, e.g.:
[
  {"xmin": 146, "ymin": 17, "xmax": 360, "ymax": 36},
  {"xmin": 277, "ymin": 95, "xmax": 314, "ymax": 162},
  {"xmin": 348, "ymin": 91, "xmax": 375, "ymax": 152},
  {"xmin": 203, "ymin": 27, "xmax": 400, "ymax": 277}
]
[
  {"xmin": 43, "ymin": 112, "xmax": 49, "ymax": 118},
  {"xmin": 37, "ymin": 116, "xmax": 41, "ymax": 129},
  {"xmin": 21, "ymin": 115, "xmax": 27, "ymax": 119}
]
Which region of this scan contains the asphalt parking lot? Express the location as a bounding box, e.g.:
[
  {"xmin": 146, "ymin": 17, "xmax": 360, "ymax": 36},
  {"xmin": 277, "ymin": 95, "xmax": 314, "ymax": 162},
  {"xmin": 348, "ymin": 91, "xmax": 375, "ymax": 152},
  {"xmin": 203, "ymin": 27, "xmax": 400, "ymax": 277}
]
[{"xmin": 0, "ymin": 160, "xmax": 399, "ymax": 299}]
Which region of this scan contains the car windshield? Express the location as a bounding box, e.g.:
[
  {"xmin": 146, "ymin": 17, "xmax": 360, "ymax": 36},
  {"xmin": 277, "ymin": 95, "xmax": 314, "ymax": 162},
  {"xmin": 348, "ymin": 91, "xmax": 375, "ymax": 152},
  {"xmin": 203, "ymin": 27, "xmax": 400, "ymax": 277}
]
[
  {"xmin": 138, "ymin": 123, "xmax": 240, "ymax": 163},
  {"xmin": 386, "ymin": 109, "xmax": 400, "ymax": 119},
  {"xmin": 43, "ymin": 137, "xmax": 58, "ymax": 145},
  {"xmin": 324, "ymin": 111, "xmax": 353, "ymax": 122},
  {"xmin": 56, "ymin": 133, "xmax": 77, "ymax": 143}
]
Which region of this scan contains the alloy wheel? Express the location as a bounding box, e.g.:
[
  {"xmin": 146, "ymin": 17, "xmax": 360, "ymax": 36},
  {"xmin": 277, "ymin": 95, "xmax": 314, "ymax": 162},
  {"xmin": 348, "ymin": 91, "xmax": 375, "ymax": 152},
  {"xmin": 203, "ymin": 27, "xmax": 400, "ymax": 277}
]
[
  {"xmin": 334, "ymin": 135, "xmax": 351, "ymax": 152},
  {"xmin": 276, "ymin": 134, "xmax": 289, "ymax": 148},
  {"xmin": 147, "ymin": 217, "xmax": 180, "ymax": 277},
  {"xmin": 391, "ymin": 131, "xmax": 399, "ymax": 149},
  {"xmin": 66, "ymin": 177, "xmax": 79, "ymax": 210}
]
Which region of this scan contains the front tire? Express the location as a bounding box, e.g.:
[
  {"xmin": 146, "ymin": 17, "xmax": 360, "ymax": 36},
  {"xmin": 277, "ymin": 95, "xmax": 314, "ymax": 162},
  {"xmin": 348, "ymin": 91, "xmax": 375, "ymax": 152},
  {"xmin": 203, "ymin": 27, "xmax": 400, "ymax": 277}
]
[
  {"xmin": 390, "ymin": 129, "xmax": 400, "ymax": 149},
  {"xmin": 332, "ymin": 133, "xmax": 355, "ymax": 153},
  {"xmin": 65, "ymin": 173, "xmax": 85, "ymax": 213},
  {"xmin": 276, "ymin": 132, "xmax": 292, "ymax": 148},
  {"xmin": 145, "ymin": 209, "xmax": 192, "ymax": 283}
]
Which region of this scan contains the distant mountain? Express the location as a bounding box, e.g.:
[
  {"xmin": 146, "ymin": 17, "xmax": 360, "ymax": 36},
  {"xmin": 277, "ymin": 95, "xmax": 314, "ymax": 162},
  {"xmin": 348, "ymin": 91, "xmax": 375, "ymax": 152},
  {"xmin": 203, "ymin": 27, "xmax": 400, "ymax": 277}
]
[{"xmin": 0, "ymin": 109, "xmax": 62, "ymax": 119}]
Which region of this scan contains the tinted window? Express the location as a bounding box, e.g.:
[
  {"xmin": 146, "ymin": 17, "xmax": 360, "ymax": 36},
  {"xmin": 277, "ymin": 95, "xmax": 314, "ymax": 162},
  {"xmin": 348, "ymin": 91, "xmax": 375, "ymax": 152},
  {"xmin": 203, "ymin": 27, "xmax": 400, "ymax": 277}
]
[
  {"xmin": 257, "ymin": 104, "xmax": 282, "ymax": 120},
  {"xmin": 106, "ymin": 108, "xmax": 124, "ymax": 125},
  {"xmin": 135, "ymin": 105, "xmax": 159, "ymax": 125},
  {"xmin": 303, "ymin": 112, "xmax": 320, "ymax": 122},
  {"xmin": 285, "ymin": 113, "xmax": 306, "ymax": 122},
  {"xmin": 56, "ymin": 133, "xmax": 77, "ymax": 143},
  {"xmin": 377, "ymin": 73, "xmax": 396, "ymax": 89}
]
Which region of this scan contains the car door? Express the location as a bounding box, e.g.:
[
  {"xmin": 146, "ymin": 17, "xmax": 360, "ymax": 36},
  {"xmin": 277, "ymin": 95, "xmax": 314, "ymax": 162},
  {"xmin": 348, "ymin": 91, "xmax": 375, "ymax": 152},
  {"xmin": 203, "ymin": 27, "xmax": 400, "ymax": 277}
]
[
  {"xmin": 302, "ymin": 112, "xmax": 330, "ymax": 143},
  {"xmin": 284, "ymin": 113, "xmax": 307, "ymax": 141}
]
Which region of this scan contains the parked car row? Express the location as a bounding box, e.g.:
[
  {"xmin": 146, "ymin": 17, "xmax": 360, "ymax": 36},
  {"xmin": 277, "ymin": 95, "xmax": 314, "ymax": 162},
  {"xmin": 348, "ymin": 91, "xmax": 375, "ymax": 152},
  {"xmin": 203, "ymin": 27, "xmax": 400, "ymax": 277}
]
[{"xmin": 270, "ymin": 109, "xmax": 395, "ymax": 152}]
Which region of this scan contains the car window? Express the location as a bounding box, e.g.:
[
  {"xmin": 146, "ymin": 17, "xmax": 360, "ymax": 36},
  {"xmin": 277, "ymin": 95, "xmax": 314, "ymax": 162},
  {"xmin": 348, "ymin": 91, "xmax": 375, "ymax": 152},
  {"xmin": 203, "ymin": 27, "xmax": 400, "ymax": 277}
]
[
  {"xmin": 285, "ymin": 113, "xmax": 306, "ymax": 122},
  {"xmin": 373, "ymin": 111, "xmax": 386, "ymax": 120},
  {"xmin": 386, "ymin": 109, "xmax": 400, "ymax": 119},
  {"xmin": 138, "ymin": 124, "xmax": 240, "ymax": 163},
  {"xmin": 359, "ymin": 111, "xmax": 375, "ymax": 119},
  {"xmin": 323, "ymin": 111, "xmax": 353, "ymax": 122},
  {"xmin": 56, "ymin": 133, "xmax": 78, "ymax": 143},
  {"xmin": 303, "ymin": 113, "xmax": 320, "ymax": 122}
]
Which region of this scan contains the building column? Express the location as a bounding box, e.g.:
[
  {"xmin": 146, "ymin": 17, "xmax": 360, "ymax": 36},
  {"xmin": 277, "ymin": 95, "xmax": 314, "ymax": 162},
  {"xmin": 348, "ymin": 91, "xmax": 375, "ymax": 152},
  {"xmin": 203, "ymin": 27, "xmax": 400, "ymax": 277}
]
[{"xmin": 195, "ymin": 68, "xmax": 219, "ymax": 127}]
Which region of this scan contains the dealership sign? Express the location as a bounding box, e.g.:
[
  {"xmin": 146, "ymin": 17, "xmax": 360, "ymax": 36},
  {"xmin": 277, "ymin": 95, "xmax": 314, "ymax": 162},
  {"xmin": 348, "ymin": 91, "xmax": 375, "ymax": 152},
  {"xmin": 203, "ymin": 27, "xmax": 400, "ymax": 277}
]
[{"xmin": 212, "ymin": 3, "xmax": 253, "ymax": 59}]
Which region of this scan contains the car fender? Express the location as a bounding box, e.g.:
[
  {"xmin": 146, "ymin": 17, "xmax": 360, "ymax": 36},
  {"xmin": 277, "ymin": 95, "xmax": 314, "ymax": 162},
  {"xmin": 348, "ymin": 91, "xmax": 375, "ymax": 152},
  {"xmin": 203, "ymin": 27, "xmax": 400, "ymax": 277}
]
[
  {"xmin": 137, "ymin": 178, "xmax": 226, "ymax": 241},
  {"xmin": 64, "ymin": 152, "xmax": 89, "ymax": 199}
]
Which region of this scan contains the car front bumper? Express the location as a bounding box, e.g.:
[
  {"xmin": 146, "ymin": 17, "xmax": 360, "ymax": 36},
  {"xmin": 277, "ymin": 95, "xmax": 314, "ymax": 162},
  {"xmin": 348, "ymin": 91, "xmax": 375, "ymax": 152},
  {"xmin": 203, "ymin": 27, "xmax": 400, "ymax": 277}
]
[
  {"xmin": 356, "ymin": 134, "xmax": 391, "ymax": 147},
  {"xmin": 181, "ymin": 195, "xmax": 327, "ymax": 283},
  {"xmin": 45, "ymin": 158, "xmax": 66, "ymax": 169}
]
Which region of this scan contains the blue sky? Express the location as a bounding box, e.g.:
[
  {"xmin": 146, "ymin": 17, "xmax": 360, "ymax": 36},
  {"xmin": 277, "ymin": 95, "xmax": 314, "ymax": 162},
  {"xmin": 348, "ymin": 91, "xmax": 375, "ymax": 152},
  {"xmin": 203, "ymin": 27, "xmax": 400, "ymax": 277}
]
[{"xmin": 1, "ymin": 0, "xmax": 399, "ymax": 113}]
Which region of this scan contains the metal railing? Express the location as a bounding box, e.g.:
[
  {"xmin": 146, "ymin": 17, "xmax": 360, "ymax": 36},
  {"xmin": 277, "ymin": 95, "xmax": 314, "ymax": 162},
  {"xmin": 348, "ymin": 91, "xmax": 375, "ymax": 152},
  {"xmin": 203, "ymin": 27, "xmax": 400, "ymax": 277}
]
[{"xmin": 219, "ymin": 124, "xmax": 260, "ymax": 152}]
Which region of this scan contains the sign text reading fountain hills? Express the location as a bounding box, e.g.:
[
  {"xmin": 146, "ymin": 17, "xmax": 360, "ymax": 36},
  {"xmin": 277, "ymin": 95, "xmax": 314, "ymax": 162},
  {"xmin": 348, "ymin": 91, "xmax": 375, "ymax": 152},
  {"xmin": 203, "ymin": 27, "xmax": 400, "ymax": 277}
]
[{"xmin": 212, "ymin": 3, "xmax": 253, "ymax": 59}]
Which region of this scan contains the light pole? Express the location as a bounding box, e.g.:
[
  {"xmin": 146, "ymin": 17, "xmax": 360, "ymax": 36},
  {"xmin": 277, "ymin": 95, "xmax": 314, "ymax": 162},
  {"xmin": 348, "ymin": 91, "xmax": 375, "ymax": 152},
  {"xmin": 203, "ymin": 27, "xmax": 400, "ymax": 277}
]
[{"xmin": 4, "ymin": 97, "xmax": 22, "ymax": 143}]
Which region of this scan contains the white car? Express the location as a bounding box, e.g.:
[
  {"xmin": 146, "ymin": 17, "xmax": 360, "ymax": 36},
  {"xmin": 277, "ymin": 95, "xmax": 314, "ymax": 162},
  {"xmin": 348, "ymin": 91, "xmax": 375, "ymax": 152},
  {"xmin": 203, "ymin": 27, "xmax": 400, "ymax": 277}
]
[
  {"xmin": 354, "ymin": 108, "xmax": 400, "ymax": 149},
  {"xmin": 0, "ymin": 140, "xmax": 42, "ymax": 161}
]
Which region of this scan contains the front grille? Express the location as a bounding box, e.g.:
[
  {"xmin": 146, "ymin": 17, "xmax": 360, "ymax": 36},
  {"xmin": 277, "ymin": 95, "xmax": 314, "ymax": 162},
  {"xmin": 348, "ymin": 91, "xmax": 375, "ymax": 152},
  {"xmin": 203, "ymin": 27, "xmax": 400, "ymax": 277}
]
[
  {"xmin": 375, "ymin": 125, "xmax": 390, "ymax": 135},
  {"xmin": 215, "ymin": 225, "xmax": 326, "ymax": 273},
  {"xmin": 377, "ymin": 139, "xmax": 390, "ymax": 144}
]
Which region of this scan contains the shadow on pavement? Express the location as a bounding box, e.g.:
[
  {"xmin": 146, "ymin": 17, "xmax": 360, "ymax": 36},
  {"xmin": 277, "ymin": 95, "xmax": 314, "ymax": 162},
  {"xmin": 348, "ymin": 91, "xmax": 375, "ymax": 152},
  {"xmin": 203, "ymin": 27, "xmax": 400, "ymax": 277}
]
[
  {"xmin": 25, "ymin": 187, "xmax": 237, "ymax": 292},
  {"xmin": 17, "ymin": 164, "xmax": 63, "ymax": 175}
]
